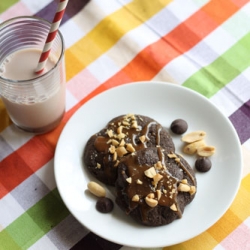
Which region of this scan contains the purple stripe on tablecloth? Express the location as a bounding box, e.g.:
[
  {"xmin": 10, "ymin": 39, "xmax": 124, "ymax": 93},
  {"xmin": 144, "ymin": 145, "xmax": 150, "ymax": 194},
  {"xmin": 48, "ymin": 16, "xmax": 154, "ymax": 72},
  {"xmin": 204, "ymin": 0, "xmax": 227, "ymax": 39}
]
[
  {"xmin": 71, "ymin": 232, "xmax": 122, "ymax": 250},
  {"xmin": 34, "ymin": 0, "xmax": 90, "ymax": 24},
  {"xmin": 229, "ymin": 99, "xmax": 250, "ymax": 144}
]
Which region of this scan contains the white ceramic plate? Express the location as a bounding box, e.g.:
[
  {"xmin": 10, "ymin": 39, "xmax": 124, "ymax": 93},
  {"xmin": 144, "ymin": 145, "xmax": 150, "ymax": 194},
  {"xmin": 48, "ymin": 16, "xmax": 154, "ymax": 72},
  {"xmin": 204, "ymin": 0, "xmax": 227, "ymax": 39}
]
[{"xmin": 54, "ymin": 81, "xmax": 242, "ymax": 248}]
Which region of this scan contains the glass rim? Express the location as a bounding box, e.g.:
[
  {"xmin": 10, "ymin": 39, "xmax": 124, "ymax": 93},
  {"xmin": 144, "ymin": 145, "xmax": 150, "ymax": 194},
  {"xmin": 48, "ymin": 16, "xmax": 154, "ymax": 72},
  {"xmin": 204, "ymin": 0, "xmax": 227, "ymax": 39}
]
[{"xmin": 0, "ymin": 16, "xmax": 65, "ymax": 84}]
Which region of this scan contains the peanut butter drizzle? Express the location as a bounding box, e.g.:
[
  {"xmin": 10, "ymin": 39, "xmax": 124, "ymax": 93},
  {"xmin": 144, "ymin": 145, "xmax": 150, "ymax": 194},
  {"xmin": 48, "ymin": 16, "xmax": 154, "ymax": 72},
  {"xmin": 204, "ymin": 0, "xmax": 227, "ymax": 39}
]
[
  {"xmin": 140, "ymin": 121, "xmax": 162, "ymax": 147},
  {"xmin": 93, "ymin": 115, "xmax": 164, "ymax": 183},
  {"xmin": 180, "ymin": 163, "xmax": 196, "ymax": 186},
  {"xmin": 94, "ymin": 116, "xmax": 164, "ymax": 154},
  {"xmin": 123, "ymin": 147, "xmax": 183, "ymax": 221},
  {"xmin": 94, "ymin": 136, "xmax": 109, "ymax": 152}
]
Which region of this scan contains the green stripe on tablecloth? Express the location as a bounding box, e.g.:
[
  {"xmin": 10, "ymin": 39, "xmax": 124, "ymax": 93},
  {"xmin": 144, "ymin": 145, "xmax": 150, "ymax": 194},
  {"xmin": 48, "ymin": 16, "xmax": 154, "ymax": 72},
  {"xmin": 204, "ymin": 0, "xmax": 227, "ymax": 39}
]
[
  {"xmin": 0, "ymin": 230, "xmax": 20, "ymax": 250},
  {"xmin": 183, "ymin": 32, "xmax": 250, "ymax": 98},
  {"xmin": 0, "ymin": 189, "xmax": 69, "ymax": 249},
  {"xmin": 0, "ymin": 0, "xmax": 18, "ymax": 13}
]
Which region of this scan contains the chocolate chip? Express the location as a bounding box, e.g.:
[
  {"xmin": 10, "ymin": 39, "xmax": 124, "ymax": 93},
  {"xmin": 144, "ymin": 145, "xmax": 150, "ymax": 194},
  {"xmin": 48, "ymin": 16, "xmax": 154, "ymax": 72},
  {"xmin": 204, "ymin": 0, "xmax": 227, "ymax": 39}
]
[
  {"xmin": 96, "ymin": 197, "xmax": 114, "ymax": 213},
  {"xmin": 170, "ymin": 119, "xmax": 188, "ymax": 134},
  {"xmin": 195, "ymin": 157, "xmax": 212, "ymax": 172}
]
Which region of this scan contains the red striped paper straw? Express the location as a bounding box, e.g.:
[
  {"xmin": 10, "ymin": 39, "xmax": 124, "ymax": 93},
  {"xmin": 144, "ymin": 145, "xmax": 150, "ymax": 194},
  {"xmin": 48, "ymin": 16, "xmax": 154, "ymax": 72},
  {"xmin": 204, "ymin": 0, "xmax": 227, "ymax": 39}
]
[{"xmin": 35, "ymin": 0, "xmax": 68, "ymax": 75}]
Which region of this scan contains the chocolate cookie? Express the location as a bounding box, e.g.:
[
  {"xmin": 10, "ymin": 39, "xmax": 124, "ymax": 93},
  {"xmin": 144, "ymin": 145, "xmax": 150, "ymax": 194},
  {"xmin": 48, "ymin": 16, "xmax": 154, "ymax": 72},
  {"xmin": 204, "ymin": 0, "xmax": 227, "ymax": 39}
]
[
  {"xmin": 83, "ymin": 114, "xmax": 175, "ymax": 186},
  {"xmin": 115, "ymin": 147, "xmax": 197, "ymax": 227}
]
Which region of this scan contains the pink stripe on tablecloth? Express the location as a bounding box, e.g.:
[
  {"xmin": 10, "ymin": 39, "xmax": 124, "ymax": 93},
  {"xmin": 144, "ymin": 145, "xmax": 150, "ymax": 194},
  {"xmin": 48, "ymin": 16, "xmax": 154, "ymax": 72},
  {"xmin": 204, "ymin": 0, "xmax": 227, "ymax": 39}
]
[
  {"xmin": 0, "ymin": 2, "xmax": 32, "ymax": 20},
  {"xmin": 220, "ymin": 220, "xmax": 250, "ymax": 250},
  {"xmin": 66, "ymin": 69, "xmax": 100, "ymax": 101}
]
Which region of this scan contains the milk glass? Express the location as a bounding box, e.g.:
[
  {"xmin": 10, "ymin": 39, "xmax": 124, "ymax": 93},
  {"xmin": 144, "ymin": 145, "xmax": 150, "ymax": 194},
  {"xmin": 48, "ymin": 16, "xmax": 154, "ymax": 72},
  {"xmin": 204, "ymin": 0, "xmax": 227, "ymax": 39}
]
[{"xmin": 0, "ymin": 16, "xmax": 66, "ymax": 134}]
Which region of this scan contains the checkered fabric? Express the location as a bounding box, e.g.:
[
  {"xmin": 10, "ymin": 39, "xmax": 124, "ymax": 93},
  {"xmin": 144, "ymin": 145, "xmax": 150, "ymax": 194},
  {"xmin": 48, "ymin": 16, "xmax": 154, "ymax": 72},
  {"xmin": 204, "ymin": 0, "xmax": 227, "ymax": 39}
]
[{"xmin": 0, "ymin": 0, "xmax": 250, "ymax": 249}]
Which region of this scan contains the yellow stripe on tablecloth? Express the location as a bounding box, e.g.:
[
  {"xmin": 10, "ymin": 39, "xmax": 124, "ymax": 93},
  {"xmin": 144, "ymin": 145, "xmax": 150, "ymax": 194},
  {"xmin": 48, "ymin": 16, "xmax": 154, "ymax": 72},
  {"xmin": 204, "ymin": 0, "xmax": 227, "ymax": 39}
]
[
  {"xmin": 207, "ymin": 209, "xmax": 242, "ymax": 242},
  {"xmin": 163, "ymin": 245, "xmax": 186, "ymax": 250},
  {"xmin": 229, "ymin": 178, "xmax": 250, "ymax": 221},
  {"xmin": 0, "ymin": 99, "xmax": 12, "ymax": 133},
  {"xmin": 242, "ymin": 173, "xmax": 250, "ymax": 192},
  {"xmin": 65, "ymin": 0, "xmax": 172, "ymax": 81},
  {"xmin": 242, "ymin": 145, "xmax": 250, "ymax": 178},
  {"xmin": 164, "ymin": 231, "xmax": 218, "ymax": 250}
]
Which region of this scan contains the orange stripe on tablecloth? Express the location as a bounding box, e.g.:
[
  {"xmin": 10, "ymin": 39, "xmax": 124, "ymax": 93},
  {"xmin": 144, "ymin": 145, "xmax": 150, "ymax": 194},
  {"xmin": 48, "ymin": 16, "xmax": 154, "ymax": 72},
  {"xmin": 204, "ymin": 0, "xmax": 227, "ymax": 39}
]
[
  {"xmin": 204, "ymin": 0, "xmax": 239, "ymax": 24},
  {"xmin": 1, "ymin": 0, "xmax": 248, "ymax": 198},
  {"xmin": 67, "ymin": 0, "xmax": 247, "ymax": 115},
  {"xmin": 0, "ymin": 116, "xmax": 66, "ymax": 198},
  {"xmin": 0, "ymin": 137, "xmax": 55, "ymax": 198},
  {"xmin": 18, "ymin": 137, "xmax": 56, "ymax": 172},
  {"xmin": 0, "ymin": 151, "xmax": 33, "ymax": 198},
  {"xmin": 0, "ymin": 182, "xmax": 8, "ymax": 198}
]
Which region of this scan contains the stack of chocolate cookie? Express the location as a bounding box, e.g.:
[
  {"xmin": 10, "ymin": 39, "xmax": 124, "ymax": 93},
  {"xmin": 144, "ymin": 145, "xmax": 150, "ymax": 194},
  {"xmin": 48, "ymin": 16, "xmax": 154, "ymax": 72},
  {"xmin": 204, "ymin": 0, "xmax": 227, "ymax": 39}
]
[{"xmin": 83, "ymin": 114, "xmax": 197, "ymax": 227}]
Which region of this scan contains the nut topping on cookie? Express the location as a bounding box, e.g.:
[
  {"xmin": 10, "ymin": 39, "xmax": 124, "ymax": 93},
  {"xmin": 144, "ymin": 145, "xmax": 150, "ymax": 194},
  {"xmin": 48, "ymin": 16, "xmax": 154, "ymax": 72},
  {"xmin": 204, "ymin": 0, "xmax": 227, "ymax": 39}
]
[
  {"xmin": 116, "ymin": 146, "xmax": 128, "ymax": 157},
  {"xmin": 170, "ymin": 203, "xmax": 178, "ymax": 211},
  {"xmin": 145, "ymin": 196, "xmax": 158, "ymax": 207},
  {"xmin": 136, "ymin": 179, "xmax": 143, "ymax": 185},
  {"xmin": 154, "ymin": 161, "xmax": 163, "ymax": 169},
  {"xmin": 144, "ymin": 167, "xmax": 157, "ymax": 178},
  {"xmin": 178, "ymin": 183, "xmax": 191, "ymax": 192},
  {"xmin": 132, "ymin": 194, "xmax": 140, "ymax": 202},
  {"xmin": 126, "ymin": 177, "xmax": 132, "ymax": 184},
  {"xmin": 126, "ymin": 143, "xmax": 135, "ymax": 153}
]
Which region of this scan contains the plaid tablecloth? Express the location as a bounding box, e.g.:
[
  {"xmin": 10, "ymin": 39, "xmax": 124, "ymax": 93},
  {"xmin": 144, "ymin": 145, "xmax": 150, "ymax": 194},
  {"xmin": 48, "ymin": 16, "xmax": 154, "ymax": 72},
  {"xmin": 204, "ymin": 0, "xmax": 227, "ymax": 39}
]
[{"xmin": 1, "ymin": 0, "xmax": 250, "ymax": 249}]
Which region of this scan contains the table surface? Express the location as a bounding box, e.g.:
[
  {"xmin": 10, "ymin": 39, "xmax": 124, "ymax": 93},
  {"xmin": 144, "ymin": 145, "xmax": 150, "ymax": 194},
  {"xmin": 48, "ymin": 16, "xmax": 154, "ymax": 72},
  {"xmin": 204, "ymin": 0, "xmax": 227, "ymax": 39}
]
[{"xmin": 0, "ymin": 0, "xmax": 250, "ymax": 249}]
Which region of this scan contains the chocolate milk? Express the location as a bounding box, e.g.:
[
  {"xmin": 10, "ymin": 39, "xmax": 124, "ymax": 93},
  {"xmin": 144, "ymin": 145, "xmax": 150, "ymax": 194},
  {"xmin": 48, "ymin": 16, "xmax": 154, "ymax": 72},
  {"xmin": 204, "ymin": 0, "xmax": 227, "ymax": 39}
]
[
  {"xmin": 0, "ymin": 48, "xmax": 65, "ymax": 132},
  {"xmin": 0, "ymin": 48, "xmax": 55, "ymax": 80}
]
